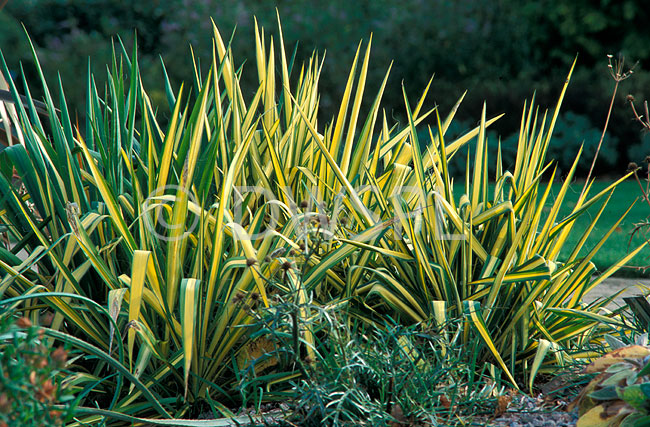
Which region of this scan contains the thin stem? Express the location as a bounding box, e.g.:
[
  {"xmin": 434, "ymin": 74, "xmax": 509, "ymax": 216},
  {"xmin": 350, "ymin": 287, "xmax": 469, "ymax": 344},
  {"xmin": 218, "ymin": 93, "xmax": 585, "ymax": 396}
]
[
  {"xmin": 579, "ymin": 79, "xmax": 619, "ymax": 200},
  {"xmin": 630, "ymin": 100, "xmax": 642, "ymax": 122},
  {"xmin": 646, "ymin": 163, "xmax": 649, "ymax": 198},
  {"xmin": 629, "ymin": 98, "xmax": 649, "ymax": 129},
  {"xmin": 633, "ymin": 170, "xmax": 650, "ymax": 210}
]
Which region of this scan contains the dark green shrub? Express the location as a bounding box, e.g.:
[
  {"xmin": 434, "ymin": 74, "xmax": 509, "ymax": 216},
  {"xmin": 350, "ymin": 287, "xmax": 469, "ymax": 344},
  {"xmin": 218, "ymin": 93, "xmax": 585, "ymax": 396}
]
[
  {"xmin": 434, "ymin": 111, "xmax": 620, "ymax": 177},
  {"xmin": 0, "ymin": 316, "xmax": 77, "ymax": 427},
  {"xmin": 549, "ymin": 111, "xmax": 618, "ymax": 173},
  {"xmin": 496, "ymin": 111, "xmax": 620, "ymax": 175},
  {"xmin": 627, "ymin": 132, "xmax": 650, "ymax": 165},
  {"xmin": 2, "ymin": 0, "xmax": 649, "ymax": 177}
]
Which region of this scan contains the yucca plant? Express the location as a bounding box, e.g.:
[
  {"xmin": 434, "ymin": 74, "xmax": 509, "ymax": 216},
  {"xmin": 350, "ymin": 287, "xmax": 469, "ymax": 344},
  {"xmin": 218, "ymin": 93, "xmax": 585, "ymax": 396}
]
[
  {"xmin": 0, "ymin": 16, "xmax": 456, "ymax": 422},
  {"xmin": 341, "ymin": 69, "xmax": 646, "ymax": 388},
  {"xmin": 0, "ymin": 13, "xmax": 643, "ymax": 424}
]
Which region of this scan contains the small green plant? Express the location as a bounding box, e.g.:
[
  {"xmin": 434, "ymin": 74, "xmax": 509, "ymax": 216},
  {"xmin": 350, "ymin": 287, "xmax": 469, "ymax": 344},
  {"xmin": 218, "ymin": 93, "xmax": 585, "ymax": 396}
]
[
  {"xmin": 292, "ymin": 320, "xmax": 505, "ymax": 426},
  {"xmin": 239, "ymin": 297, "xmax": 507, "ymax": 426},
  {"xmin": 0, "ymin": 315, "xmax": 76, "ymax": 427}
]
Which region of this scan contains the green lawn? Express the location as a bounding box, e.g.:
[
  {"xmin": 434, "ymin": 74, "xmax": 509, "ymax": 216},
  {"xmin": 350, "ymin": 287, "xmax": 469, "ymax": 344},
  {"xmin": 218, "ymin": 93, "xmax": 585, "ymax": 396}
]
[{"xmin": 553, "ymin": 180, "xmax": 650, "ymax": 277}]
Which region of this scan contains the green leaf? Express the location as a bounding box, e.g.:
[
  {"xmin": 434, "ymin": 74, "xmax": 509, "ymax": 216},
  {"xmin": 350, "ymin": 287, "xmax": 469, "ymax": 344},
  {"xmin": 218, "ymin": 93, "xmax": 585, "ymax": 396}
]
[{"xmin": 589, "ymin": 385, "xmax": 620, "ymax": 401}]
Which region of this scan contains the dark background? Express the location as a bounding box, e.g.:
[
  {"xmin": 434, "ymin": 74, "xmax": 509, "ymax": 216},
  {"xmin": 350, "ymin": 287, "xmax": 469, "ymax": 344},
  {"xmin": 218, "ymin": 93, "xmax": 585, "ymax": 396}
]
[{"xmin": 1, "ymin": 0, "xmax": 649, "ymax": 177}]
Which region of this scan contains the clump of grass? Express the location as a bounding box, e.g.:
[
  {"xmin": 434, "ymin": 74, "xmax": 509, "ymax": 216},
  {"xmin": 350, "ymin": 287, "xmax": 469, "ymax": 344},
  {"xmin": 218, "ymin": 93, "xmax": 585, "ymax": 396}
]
[{"xmin": 238, "ymin": 299, "xmax": 507, "ymax": 426}]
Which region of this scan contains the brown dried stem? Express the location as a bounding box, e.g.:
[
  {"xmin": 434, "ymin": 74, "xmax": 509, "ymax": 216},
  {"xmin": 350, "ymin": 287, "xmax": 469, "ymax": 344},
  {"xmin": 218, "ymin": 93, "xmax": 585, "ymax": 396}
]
[{"xmin": 580, "ymin": 55, "xmax": 636, "ymax": 200}]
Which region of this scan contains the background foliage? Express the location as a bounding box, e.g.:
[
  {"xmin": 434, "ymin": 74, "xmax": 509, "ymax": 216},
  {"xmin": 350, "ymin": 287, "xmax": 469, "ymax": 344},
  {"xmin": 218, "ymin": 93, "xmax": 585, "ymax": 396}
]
[{"xmin": 1, "ymin": 0, "xmax": 650, "ymax": 175}]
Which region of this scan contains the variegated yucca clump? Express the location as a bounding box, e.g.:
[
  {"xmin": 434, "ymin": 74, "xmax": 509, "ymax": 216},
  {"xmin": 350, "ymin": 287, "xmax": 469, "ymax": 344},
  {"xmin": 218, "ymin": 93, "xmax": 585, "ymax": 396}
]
[{"xmin": 0, "ymin": 14, "xmax": 644, "ymax": 423}]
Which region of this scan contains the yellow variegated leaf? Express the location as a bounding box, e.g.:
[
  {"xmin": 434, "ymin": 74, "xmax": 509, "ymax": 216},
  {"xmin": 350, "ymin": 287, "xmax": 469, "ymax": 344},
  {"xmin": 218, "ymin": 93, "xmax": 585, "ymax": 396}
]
[
  {"xmin": 464, "ymin": 300, "xmax": 517, "ymax": 387},
  {"xmin": 128, "ymin": 251, "xmax": 151, "ymax": 370},
  {"xmin": 180, "ymin": 278, "xmax": 200, "ymax": 398}
]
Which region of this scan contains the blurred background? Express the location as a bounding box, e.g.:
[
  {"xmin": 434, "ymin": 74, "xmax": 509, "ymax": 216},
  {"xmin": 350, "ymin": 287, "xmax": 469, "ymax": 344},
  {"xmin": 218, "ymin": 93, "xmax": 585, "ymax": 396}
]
[{"xmin": 1, "ymin": 0, "xmax": 649, "ymax": 177}]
